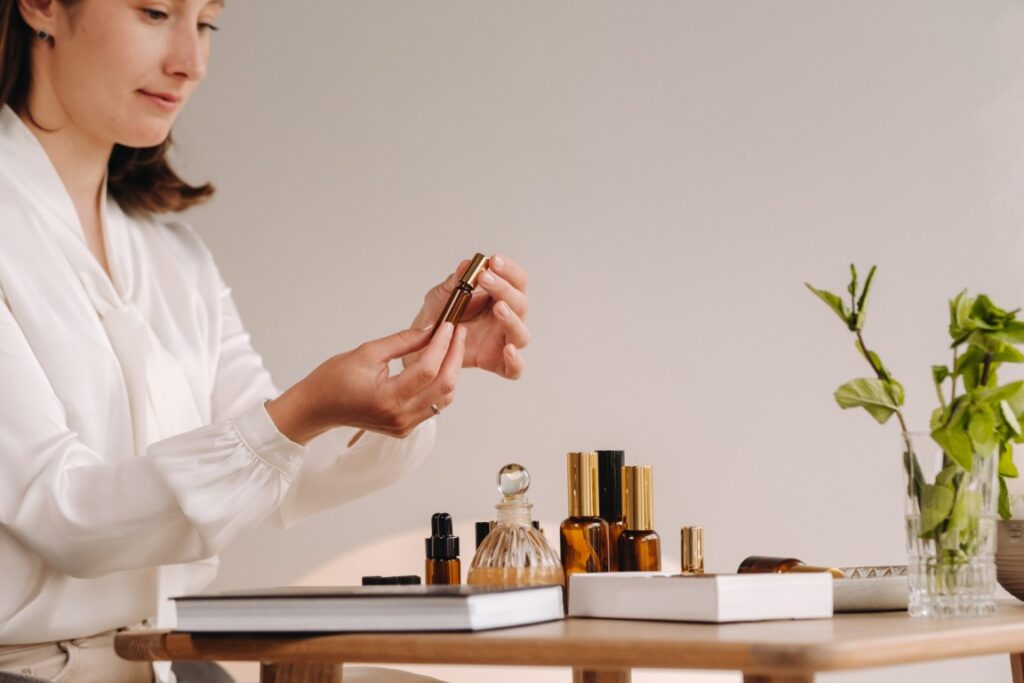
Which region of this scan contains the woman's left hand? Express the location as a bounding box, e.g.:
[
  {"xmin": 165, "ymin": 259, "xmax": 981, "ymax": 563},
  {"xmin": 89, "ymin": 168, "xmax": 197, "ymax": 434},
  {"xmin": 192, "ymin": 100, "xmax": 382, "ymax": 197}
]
[{"xmin": 408, "ymin": 254, "xmax": 529, "ymax": 379}]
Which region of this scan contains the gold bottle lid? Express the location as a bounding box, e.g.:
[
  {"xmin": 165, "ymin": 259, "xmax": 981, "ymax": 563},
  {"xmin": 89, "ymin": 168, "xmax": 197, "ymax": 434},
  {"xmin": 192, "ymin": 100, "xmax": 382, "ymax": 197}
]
[
  {"xmin": 681, "ymin": 526, "xmax": 704, "ymax": 573},
  {"xmin": 566, "ymin": 451, "xmax": 600, "ymax": 517},
  {"xmin": 460, "ymin": 253, "xmax": 489, "ymax": 289},
  {"xmin": 622, "ymin": 465, "xmax": 654, "ymax": 531}
]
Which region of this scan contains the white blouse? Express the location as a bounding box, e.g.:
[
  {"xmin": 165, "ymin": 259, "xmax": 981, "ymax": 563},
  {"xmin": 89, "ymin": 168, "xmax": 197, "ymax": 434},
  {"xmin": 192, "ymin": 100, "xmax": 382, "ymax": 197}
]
[{"xmin": 0, "ymin": 104, "xmax": 435, "ymax": 654}]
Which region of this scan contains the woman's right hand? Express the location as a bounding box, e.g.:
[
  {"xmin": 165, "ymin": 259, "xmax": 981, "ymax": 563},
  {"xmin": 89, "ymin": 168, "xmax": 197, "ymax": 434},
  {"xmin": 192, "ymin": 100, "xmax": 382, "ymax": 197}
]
[{"xmin": 266, "ymin": 322, "xmax": 467, "ymax": 445}]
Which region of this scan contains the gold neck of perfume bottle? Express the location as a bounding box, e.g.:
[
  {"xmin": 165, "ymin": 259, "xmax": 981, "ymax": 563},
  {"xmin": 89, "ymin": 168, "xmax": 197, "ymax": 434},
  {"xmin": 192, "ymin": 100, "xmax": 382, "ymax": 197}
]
[
  {"xmin": 566, "ymin": 451, "xmax": 600, "ymax": 517},
  {"xmin": 622, "ymin": 465, "xmax": 654, "ymax": 531}
]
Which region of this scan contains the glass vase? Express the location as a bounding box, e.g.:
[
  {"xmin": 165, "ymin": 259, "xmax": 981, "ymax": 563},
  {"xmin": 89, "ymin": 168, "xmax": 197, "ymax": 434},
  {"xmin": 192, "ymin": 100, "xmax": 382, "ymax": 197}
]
[{"xmin": 903, "ymin": 431, "xmax": 997, "ymax": 617}]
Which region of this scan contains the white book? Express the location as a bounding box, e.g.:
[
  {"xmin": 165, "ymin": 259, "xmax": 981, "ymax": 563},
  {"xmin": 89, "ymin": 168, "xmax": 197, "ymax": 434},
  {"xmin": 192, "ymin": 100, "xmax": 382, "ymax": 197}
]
[
  {"xmin": 174, "ymin": 584, "xmax": 564, "ymax": 633},
  {"xmin": 568, "ymin": 571, "xmax": 833, "ymax": 623}
]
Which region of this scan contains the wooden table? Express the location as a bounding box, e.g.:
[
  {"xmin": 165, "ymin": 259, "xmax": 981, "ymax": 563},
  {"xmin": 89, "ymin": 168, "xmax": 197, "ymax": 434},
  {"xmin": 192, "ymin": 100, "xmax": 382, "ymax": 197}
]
[{"xmin": 115, "ymin": 604, "xmax": 1024, "ymax": 683}]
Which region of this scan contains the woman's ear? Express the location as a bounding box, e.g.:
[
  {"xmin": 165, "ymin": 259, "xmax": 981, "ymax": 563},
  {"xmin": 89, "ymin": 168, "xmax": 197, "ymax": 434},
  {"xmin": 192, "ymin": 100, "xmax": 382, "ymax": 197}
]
[{"xmin": 17, "ymin": 0, "xmax": 58, "ymax": 38}]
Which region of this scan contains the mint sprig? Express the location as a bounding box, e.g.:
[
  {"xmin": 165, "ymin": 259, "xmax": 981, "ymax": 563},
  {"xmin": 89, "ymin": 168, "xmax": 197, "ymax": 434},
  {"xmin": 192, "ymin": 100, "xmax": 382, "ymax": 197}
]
[{"xmin": 807, "ymin": 266, "xmax": 1024, "ymax": 547}]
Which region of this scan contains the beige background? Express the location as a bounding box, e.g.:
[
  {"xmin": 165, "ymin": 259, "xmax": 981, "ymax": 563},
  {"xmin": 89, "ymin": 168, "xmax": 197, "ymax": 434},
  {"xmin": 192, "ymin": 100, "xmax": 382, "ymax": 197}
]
[{"xmin": 169, "ymin": 1, "xmax": 1024, "ymax": 681}]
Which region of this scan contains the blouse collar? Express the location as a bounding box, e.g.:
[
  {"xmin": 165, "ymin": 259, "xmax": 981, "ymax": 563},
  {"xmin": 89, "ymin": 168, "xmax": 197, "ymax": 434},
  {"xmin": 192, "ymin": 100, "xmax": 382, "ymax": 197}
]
[{"xmin": 0, "ymin": 102, "xmax": 133, "ymax": 300}]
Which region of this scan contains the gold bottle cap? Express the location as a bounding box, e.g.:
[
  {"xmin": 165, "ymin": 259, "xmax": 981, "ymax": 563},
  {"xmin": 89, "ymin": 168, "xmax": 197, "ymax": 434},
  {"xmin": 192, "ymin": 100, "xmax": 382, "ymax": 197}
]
[
  {"xmin": 622, "ymin": 465, "xmax": 654, "ymax": 531},
  {"xmin": 681, "ymin": 526, "xmax": 704, "ymax": 573},
  {"xmin": 566, "ymin": 451, "xmax": 600, "ymax": 517},
  {"xmin": 460, "ymin": 253, "xmax": 489, "ymax": 289}
]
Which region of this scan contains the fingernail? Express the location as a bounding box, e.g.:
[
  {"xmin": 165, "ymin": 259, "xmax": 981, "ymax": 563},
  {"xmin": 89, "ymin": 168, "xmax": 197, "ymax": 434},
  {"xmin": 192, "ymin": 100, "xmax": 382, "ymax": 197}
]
[
  {"xmin": 495, "ymin": 301, "xmax": 508, "ymax": 317},
  {"xmin": 492, "ymin": 255, "xmax": 504, "ymax": 269},
  {"xmin": 480, "ymin": 271, "xmax": 495, "ymax": 286}
]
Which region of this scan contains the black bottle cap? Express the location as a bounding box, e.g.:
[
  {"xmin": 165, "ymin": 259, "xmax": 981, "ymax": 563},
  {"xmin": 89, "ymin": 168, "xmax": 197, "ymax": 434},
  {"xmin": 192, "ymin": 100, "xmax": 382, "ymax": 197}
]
[
  {"xmin": 426, "ymin": 512, "xmax": 460, "ymax": 560},
  {"xmin": 362, "ymin": 575, "xmax": 422, "ymax": 585},
  {"xmin": 597, "ymin": 450, "xmax": 625, "ymax": 521},
  {"xmin": 475, "ymin": 521, "xmax": 494, "ymax": 549}
]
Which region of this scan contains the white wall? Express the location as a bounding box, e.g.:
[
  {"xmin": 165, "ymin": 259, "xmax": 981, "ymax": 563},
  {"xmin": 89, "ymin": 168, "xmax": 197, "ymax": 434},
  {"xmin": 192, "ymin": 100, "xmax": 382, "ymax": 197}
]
[{"xmin": 170, "ymin": 2, "xmax": 1024, "ymax": 680}]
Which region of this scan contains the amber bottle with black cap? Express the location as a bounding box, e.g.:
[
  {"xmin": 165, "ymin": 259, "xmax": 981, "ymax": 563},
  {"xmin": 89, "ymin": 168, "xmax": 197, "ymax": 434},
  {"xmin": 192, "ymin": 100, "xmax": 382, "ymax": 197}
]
[
  {"xmin": 425, "ymin": 512, "xmax": 461, "ymax": 585},
  {"xmin": 597, "ymin": 450, "xmax": 626, "ymax": 571},
  {"xmin": 560, "ymin": 452, "xmax": 610, "ymax": 582},
  {"xmin": 617, "ymin": 465, "xmax": 661, "ymax": 571}
]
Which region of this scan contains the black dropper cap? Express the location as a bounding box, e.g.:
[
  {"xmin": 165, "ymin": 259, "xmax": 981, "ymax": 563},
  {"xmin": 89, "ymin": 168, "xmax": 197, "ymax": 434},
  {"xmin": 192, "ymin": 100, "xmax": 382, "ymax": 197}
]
[
  {"xmin": 426, "ymin": 512, "xmax": 460, "ymax": 560},
  {"xmin": 597, "ymin": 450, "xmax": 625, "ymax": 522}
]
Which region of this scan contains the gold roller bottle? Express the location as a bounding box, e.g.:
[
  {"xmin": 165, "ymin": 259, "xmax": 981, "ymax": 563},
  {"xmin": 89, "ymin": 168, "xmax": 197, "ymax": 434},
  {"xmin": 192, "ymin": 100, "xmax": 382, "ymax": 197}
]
[
  {"xmin": 434, "ymin": 253, "xmax": 489, "ymax": 329},
  {"xmin": 617, "ymin": 465, "xmax": 662, "ymax": 571},
  {"xmin": 347, "ymin": 253, "xmax": 487, "ymax": 449},
  {"xmin": 737, "ymin": 555, "xmax": 844, "ymax": 578},
  {"xmin": 596, "ymin": 450, "xmax": 626, "ymax": 571},
  {"xmin": 560, "ymin": 452, "xmax": 610, "ymax": 584}
]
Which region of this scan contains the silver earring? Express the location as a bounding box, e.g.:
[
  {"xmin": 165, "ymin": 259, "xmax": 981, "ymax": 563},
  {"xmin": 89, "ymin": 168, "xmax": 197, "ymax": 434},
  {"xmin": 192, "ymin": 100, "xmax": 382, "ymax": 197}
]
[{"xmin": 37, "ymin": 30, "xmax": 49, "ymax": 41}]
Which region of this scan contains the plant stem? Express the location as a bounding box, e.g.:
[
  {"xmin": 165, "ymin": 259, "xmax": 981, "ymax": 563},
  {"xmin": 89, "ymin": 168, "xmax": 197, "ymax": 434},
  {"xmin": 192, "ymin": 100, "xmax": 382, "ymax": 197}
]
[
  {"xmin": 951, "ymin": 347, "xmax": 958, "ymax": 405},
  {"xmin": 981, "ymin": 353, "xmax": 993, "ymax": 387},
  {"xmin": 856, "ymin": 330, "xmax": 910, "ymax": 435}
]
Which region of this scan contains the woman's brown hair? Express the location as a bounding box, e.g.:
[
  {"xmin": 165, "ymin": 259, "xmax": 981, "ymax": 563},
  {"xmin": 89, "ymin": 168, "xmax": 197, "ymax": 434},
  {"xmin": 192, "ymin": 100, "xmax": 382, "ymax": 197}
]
[{"xmin": 0, "ymin": 0, "xmax": 213, "ymax": 215}]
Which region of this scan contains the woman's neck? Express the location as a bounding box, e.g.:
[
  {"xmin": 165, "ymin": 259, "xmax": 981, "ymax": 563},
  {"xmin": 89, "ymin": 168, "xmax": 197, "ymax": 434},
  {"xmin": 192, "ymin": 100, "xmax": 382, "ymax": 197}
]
[{"xmin": 18, "ymin": 89, "xmax": 111, "ymax": 223}]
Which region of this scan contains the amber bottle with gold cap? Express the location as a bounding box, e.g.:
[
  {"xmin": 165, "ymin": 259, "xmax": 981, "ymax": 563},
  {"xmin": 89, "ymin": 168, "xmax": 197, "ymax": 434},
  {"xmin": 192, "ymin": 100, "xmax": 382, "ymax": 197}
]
[
  {"xmin": 560, "ymin": 452, "xmax": 610, "ymax": 582},
  {"xmin": 434, "ymin": 253, "xmax": 489, "ymax": 329},
  {"xmin": 617, "ymin": 465, "xmax": 661, "ymax": 571}
]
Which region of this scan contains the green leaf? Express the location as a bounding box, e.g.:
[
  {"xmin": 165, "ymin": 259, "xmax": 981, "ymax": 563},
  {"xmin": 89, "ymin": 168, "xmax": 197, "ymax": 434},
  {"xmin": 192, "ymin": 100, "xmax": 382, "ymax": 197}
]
[
  {"xmin": 834, "ymin": 378, "xmax": 900, "ymax": 424},
  {"xmin": 968, "ymin": 404, "xmax": 998, "ymax": 455},
  {"xmin": 852, "ymin": 265, "xmax": 877, "ymax": 331},
  {"xmin": 805, "ymin": 283, "xmax": 852, "ymax": 327},
  {"xmin": 954, "ymin": 346, "xmax": 986, "ymax": 390},
  {"xmin": 971, "ymin": 295, "xmax": 1014, "ymax": 331},
  {"xmin": 935, "ymin": 464, "xmax": 960, "ymax": 488},
  {"xmin": 848, "ymin": 264, "xmax": 858, "ymax": 300},
  {"xmin": 948, "ymin": 487, "xmax": 982, "ymax": 536},
  {"xmin": 904, "ymin": 448, "xmax": 926, "ymax": 500},
  {"xmin": 856, "ymin": 341, "xmax": 892, "ymax": 382},
  {"xmin": 1002, "ymin": 400, "xmax": 1022, "ymax": 437},
  {"xmin": 976, "ymin": 380, "xmax": 1024, "ymax": 404},
  {"xmin": 993, "ymin": 321, "xmax": 1024, "ymax": 345},
  {"xmin": 999, "ymin": 443, "xmax": 1019, "ymax": 478},
  {"xmin": 857, "ymin": 266, "xmax": 877, "ymax": 315},
  {"xmin": 949, "ymin": 289, "xmax": 975, "ymax": 341},
  {"xmin": 932, "ymin": 365, "xmax": 950, "ymax": 409},
  {"xmin": 932, "ymin": 399, "xmax": 973, "ymax": 471},
  {"xmin": 1000, "ymin": 477, "xmax": 1012, "ymax": 520},
  {"xmin": 919, "ymin": 484, "xmax": 956, "ymax": 534}
]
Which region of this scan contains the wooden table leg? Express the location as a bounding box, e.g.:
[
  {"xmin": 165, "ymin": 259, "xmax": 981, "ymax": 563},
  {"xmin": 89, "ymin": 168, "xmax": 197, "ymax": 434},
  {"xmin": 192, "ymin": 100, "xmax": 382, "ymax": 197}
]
[
  {"xmin": 572, "ymin": 667, "xmax": 631, "ymax": 683},
  {"xmin": 1011, "ymin": 652, "xmax": 1024, "ymax": 683},
  {"xmin": 260, "ymin": 662, "xmax": 342, "ymax": 683},
  {"xmin": 743, "ymin": 675, "xmax": 814, "ymax": 683}
]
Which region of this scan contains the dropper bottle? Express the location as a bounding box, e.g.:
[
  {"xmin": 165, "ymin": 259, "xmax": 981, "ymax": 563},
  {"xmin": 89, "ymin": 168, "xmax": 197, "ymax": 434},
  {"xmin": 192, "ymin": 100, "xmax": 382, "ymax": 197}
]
[
  {"xmin": 425, "ymin": 512, "xmax": 460, "ymax": 585},
  {"xmin": 467, "ymin": 464, "xmax": 564, "ymax": 588}
]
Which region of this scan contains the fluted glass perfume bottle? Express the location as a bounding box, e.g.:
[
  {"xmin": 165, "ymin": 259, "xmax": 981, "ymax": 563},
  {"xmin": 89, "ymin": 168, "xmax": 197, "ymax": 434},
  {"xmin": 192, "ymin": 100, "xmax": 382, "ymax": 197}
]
[{"xmin": 467, "ymin": 464, "xmax": 564, "ymax": 588}]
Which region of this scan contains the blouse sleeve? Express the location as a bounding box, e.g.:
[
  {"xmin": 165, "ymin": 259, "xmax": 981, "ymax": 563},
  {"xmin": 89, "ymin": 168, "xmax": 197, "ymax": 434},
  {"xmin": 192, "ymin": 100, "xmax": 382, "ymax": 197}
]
[
  {"xmin": 0, "ymin": 293, "xmax": 307, "ymax": 580},
  {"xmin": 205, "ymin": 250, "xmax": 436, "ymax": 531}
]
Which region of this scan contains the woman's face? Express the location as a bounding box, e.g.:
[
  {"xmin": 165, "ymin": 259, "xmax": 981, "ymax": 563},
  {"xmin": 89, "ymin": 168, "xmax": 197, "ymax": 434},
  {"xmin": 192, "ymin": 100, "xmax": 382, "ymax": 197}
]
[{"xmin": 35, "ymin": 0, "xmax": 222, "ymax": 148}]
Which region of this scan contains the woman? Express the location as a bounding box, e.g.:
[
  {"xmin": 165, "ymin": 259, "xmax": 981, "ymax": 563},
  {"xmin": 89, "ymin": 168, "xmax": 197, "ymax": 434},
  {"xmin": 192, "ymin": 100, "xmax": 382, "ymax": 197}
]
[{"xmin": 0, "ymin": 0, "xmax": 530, "ymax": 681}]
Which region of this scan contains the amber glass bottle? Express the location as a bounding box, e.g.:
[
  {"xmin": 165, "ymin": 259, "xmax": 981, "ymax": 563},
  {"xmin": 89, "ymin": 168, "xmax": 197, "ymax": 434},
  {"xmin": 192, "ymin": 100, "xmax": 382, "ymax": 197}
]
[
  {"xmin": 617, "ymin": 465, "xmax": 661, "ymax": 571},
  {"xmin": 560, "ymin": 452, "xmax": 610, "ymax": 583},
  {"xmin": 596, "ymin": 450, "xmax": 626, "ymax": 571},
  {"xmin": 424, "ymin": 512, "xmax": 460, "ymax": 585},
  {"xmin": 737, "ymin": 555, "xmax": 843, "ymax": 578}
]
